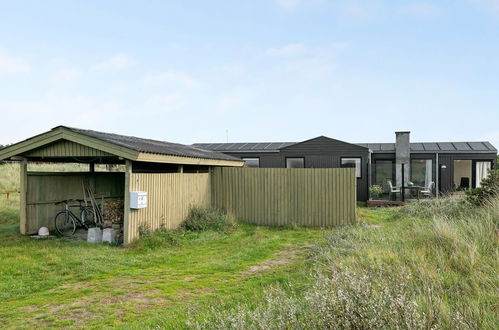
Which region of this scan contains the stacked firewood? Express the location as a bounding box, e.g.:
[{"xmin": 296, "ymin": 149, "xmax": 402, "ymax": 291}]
[{"xmin": 103, "ymin": 199, "xmax": 124, "ymax": 224}]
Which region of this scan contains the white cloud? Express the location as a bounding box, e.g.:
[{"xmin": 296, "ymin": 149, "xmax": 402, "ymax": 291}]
[
  {"xmin": 51, "ymin": 68, "xmax": 81, "ymax": 84},
  {"xmin": 0, "ymin": 93, "xmax": 126, "ymax": 144},
  {"xmin": 141, "ymin": 71, "xmax": 199, "ymax": 89},
  {"xmin": 0, "ymin": 53, "xmax": 29, "ymax": 76},
  {"xmin": 471, "ymin": 0, "xmax": 499, "ymax": 12},
  {"xmin": 399, "ymin": 2, "xmax": 440, "ymax": 17},
  {"xmin": 217, "ymin": 90, "xmax": 251, "ymax": 113},
  {"xmin": 143, "ymin": 93, "xmax": 185, "ymax": 113},
  {"xmin": 275, "ymin": 0, "xmax": 303, "ymax": 11},
  {"xmin": 95, "ymin": 54, "xmax": 135, "ymax": 71},
  {"xmin": 342, "ymin": 3, "xmax": 374, "ymax": 19},
  {"xmin": 266, "ymin": 43, "xmax": 307, "ymax": 57},
  {"xmin": 265, "ymin": 42, "xmax": 348, "ymax": 58}
]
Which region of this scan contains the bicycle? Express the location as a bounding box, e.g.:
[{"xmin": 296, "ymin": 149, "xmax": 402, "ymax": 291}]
[{"xmin": 53, "ymin": 199, "xmax": 98, "ymax": 236}]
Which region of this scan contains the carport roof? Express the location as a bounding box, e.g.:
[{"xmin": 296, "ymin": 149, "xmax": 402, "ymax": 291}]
[{"xmin": 0, "ymin": 126, "xmax": 244, "ymax": 166}]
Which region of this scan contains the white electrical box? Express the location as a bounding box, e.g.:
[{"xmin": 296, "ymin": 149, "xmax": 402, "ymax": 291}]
[{"xmin": 130, "ymin": 191, "xmax": 148, "ymax": 209}]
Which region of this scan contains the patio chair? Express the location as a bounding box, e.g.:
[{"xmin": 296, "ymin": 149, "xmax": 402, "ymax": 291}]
[
  {"xmin": 421, "ymin": 181, "xmax": 435, "ymax": 198},
  {"xmin": 387, "ymin": 180, "xmax": 401, "ymax": 200},
  {"xmin": 459, "ymin": 177, "xmax": 470, "ymax": 190}
]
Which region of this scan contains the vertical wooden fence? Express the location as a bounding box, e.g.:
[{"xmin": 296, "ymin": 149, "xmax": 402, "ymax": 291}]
[
  {"xmin": 126, "ymin": 173, "xmax": 211, "ymax": 242},
  {"xmin": 211, "ymin": 167, "xmax": 356, "ymax": 227}
]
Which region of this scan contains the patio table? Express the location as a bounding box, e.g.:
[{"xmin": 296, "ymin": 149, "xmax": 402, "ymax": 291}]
[{"xmin": 402, "ymin": 185, "xmax": 424, "ymax": 201}]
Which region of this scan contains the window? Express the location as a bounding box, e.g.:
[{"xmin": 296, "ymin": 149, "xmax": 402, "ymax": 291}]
[
  {"xmin": 411, "ymin": 159, "xmax": 432, "ymax": 188},
  {"xmin": 286, "ymin": 157, "xmax": 304, "ymax": 168},
  {"xmin": 242, "ymin": 157, "xmax": 260, "ymax": 168},
  {"xmin": 373, "ymin": 160, "xmax": 394, "ymax": 189},
  {"xmin": 341, "ymin": 157, "xmax": 362, "ymax": 178},
  {"xmin": 476, "ymin": 161, "xmax": 492, "ymax": 187}
]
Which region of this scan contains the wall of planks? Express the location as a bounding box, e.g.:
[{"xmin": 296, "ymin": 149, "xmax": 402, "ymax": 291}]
[
  {"xmin": 211, "ymin": 167, "xmax": 357, "ymax": 227},
  {"xmin": 126, "ymin": 172, "xmax": 211, "ymax": 243}
]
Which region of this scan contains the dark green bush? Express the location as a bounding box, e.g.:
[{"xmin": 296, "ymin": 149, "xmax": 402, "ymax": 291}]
[
  {"xmin": 181, "ymin": 207, "xmax": 236, "ymax": 232},
  {"xmin": 133, "ymin": 225, "xmax": 182, "ymax": 250},
  {"xmin": 465, "ymin": 169, "xmax": 499, "ymax": 206}
]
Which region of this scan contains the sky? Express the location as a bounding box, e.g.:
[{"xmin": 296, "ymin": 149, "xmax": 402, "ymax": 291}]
[{"xmin": 0, "ymin": 0, "xmax": 498, "ymax": 148}]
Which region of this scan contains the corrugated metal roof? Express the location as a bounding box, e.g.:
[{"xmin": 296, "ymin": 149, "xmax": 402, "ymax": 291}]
[
  {"xmin": 192, "ymin": 142, "xmax": 296, "ymax": 153},
  {"xmin": 194, "ymin": 139, "xmax": 497, "ymax": 154},
  {"xmin": 67, "ymin": 127, "xmax": 240, "ymax": 161},
  {"xmin": 358, "ymin": 141, "xmax": 497, "ymax": 153}
]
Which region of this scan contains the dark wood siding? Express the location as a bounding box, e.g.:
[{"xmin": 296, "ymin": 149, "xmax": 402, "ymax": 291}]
[
  {"xmin": 280, "ymin": 136, "xmax": 370, "ymax": 202},
  {"xmin": 438, "ymin": 153, "xmax": 497, "ymax": 193}
]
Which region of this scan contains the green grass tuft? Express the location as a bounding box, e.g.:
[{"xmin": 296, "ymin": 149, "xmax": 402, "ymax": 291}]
[{"xmin": 181, "ymin": 206, "xmax": 236, "ymax": 232}]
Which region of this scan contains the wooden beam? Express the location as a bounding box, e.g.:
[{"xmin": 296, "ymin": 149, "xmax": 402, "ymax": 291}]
[
  {"xmin": 136, "ymin": 152, "xmax": 244, "ymax": 167},
  {"xmin": 89, "ymin": 163, "xmax": 95, "ymax": 172},
  {"xmin": 123, "ymin": 160, "xmax": 132, "ymax": 245},
  {"xmin": 19, "ymin": 159, "xmax": 28, "ymax": 235}
]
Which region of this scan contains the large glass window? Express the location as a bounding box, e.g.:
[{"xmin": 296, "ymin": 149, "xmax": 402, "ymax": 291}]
[
  {"xmin": 411, "ymin": 159, "xmax": 432, "ymax": 188},
  {"xmin": 476, "ymin": 161, "xmax": 492, "ymax": 187},
  {"xmin": 454, "ymin": 160, "xmax": 471, "ymax": 189},
  {"xmin": 286, "ymin": 157, "xmax": 304, "ymax": 168},
  {"xmin": 373, "ymin": 160, "xmax": 394, "ymax": 191},
  {"xmin": 242, "ymin": 158, "xmax": 260, "ymax": 168},
  {"xmin": 341, "ymin": 158, "xmax": 361, "ymax": 178}
]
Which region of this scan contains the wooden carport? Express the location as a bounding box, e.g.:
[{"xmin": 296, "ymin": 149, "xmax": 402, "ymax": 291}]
[{"xmin": 0, "ymin": 126, "xmax": 243, "ymax": 244}]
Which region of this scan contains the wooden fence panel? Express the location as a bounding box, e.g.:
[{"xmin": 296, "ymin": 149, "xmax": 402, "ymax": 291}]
[
  {"xmin": 127, "ymin": 173, "xmax": 211, "ymax": 242},
  {"xmin": 212, "ymin": 168, "xmax": 356, "ymax": 227}
]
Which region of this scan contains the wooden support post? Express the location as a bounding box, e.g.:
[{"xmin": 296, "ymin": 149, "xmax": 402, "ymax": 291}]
[
  {"xmin": 178, "ymin": 165, "xmax": 184, "ymax": 173},
  {"xmin": 123, "ymin": 159, "xmax": 132, "ymax": 245},
  {"xmin": 19, "ymin": 158, "xmax": 28, "ymax": 235},
  {"xmin": 89, "ymin": 163, "xmax": 95, "ymax": 172}
]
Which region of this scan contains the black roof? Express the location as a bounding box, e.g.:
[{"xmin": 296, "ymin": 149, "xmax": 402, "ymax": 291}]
[
  {"xmin": 194, "ymin": 138, "xmax": 497, "ymax": 154},
  {"xmin": 192, "ymin": 142, "xmax": 297, "ymax": 153},
  {"xmin": 357, "ymin": 142, "xmax": 497, "ymax": 153},
  {"xmin": 65, "ymin": 127, "xmax": 240, "ymax": 161}
]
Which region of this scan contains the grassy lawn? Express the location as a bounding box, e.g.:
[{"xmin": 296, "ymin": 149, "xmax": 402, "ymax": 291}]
[
  {"xmin": 0, "ymin": 198, "xmax": 325, "ymax": 328},
  {"xmin": 1, "ymin": 163, "xmax": 497, "ymax": 328}
]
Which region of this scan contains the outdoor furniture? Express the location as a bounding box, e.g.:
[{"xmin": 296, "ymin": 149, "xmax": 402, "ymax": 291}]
[
  {"xmin": 387, "ymin": 180, "xmax": 401, "ymax": 200},
  {"xmin": 402, "ymin": 185, "xmax": 425, "ymax": 200},
  {"xmin": 459, "ymin": 177, "xmax": 470, "ymax": 190},
  {"xmin": 421, "ymin": 181, "xmax": 435, "ymax": 198}
]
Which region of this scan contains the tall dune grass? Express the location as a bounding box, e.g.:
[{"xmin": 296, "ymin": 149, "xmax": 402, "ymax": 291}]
[
  {"xmin": 0, "ymin": 162, "xmax": 91, "ymax": 194},
  {"xmin": 190, "ymin": 198, "xmax": 499, "ymax": 329}
]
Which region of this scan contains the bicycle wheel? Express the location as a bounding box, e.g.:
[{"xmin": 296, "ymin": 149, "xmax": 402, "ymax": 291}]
[
  {"xmin": 80, "ymin": 207, "xmax": 96, "ymax": 228},
  {"xmin": 54, "ymin": 211, "xmax": 76, "ymax": 236}
]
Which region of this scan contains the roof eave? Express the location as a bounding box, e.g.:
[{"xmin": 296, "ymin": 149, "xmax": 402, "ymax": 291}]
[{"xmin": 135, "ymin": 152, "xmax": 244, "ymax": 166}]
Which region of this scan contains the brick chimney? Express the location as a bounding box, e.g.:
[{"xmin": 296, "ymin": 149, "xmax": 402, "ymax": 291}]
[{"xmin": 395, "ymin": 131, "xmax": 410, "ymax": 189}]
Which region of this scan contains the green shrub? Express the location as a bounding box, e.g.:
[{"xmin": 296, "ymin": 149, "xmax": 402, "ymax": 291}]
[
  {"xmin": 369, "ymin": 184, "xmax": 383, "ymax": 195},
  {"xmin": 132, "ymin": 225, "xmax": 182, "ymax": 250},
  {"xmin": 465, "ymin": 169, "xmax": 499, "ymax": 206},
  {"xmin": 181, "ymin": 207, "xmax": 236, "ymax": 232}
]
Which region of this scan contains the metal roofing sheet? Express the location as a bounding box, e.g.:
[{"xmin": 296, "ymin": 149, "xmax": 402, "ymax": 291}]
[
  {"xmin": 380, "ymin": 143, "xmax": 395, "ymax": 151},
  {"xmin": 423, "ymin": 143, "xmax": 439, "ymax": 151},
  {"xmin": 436, "ymin": 142, "xmax": 455, "ymax": 151},
  {"xmin": 452, "ymin": 142, "xmax": 472, "ymax": 151},
  {"xmin": 68, "ymin": 127, "xmax": 240, "ymax": 161},
  {"xmin": 483, "ymin": 142, "xmax": 497, "ymax": 151},
  {"xmin": 194, "ymin": 139, "xmax": 496, "ymax": 154},
  {"xmin": 468, "ymin": 142, "xmax": 489, "ymax": 151},
  {"xmin": 410, "ymin": 143, "xmax": 425, "ymax": 151}
]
